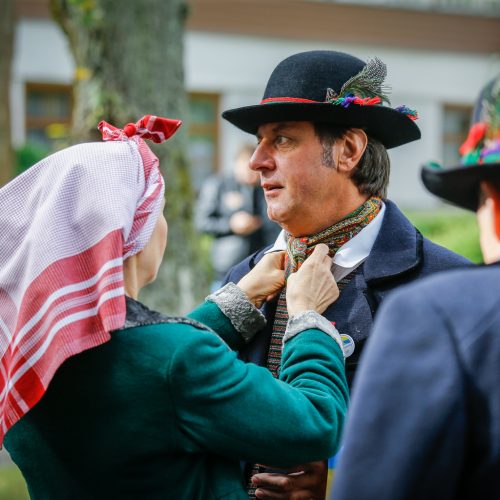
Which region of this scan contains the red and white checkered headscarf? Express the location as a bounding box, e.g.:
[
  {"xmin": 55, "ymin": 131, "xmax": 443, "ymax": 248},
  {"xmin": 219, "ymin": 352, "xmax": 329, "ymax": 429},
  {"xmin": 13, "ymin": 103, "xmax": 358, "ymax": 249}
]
[{"xmin": 0, "ymin": 115, "xmax": 181, "ymax": 444}]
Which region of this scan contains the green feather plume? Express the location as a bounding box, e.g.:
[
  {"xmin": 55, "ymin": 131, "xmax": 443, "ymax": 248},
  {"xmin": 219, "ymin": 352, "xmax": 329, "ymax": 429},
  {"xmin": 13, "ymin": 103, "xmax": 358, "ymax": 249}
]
[{"xmin": 337, "ymin": 57, "xmax": 391, "ymax": 105}]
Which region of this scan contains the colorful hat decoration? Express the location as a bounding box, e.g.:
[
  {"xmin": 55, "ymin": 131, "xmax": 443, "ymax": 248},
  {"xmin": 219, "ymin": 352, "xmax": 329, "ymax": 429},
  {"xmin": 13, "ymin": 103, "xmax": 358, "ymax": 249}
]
[
  {"xmin": 222, "ymin": 50, "xmax": 421, "ymax": 149},
  {"xmin": 459, "ymin": 83, "xmax": 500, "ymax": 166},
  {"xmin": 421, "ymin": 75, "xmax": 500, "ymax": 211}
]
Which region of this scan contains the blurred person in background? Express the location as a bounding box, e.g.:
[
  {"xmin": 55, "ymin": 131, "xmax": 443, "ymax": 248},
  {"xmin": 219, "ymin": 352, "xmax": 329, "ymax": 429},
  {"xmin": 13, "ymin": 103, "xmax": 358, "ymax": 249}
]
[
  {"xmin": 196, "ymin": 144, "xmax": 280, "ymax": 290},
  {"xmin": 332, "ymin": 75, "xmax": 500, "ymax": 500},
  {"xmin": 221, "ymin": 50, "xmax": 470, "ymax": 499},
  {"xmin": 0, "ymin": 115, "xmax": 350, "ymax": 499}
]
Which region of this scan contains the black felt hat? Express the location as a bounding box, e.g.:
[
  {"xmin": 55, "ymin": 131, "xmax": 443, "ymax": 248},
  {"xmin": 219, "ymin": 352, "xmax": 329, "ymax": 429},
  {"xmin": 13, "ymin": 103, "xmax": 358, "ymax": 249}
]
[
  {"xmin": 421, "ymin": 76, "xmax": 500, "ymax": 211},
  {"xmin": 222, "ymin": 50, "xmax": 421, "ymax": 149}
]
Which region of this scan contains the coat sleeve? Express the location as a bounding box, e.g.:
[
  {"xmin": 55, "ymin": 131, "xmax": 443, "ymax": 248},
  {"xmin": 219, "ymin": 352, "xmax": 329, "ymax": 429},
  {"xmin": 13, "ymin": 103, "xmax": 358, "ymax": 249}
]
[
  {"xmin": 332, "ymin": 286, "xmax": 466, "ymax": 500},
  {"xmin": 168, "ymin": 326, "xmax": 348, "ymax": 467}
]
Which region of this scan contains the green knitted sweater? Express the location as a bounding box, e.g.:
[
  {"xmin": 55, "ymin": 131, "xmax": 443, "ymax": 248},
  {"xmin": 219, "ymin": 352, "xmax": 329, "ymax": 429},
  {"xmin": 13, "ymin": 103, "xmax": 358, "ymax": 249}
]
[{"xmin": 5, "ymin": 300, "xmax": 348, "ymax": 499}]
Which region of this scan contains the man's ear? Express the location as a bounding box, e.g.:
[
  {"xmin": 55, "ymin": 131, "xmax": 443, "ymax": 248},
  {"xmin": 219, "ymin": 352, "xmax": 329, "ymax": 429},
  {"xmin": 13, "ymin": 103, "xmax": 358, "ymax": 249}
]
[
  {"xmin": 481, "ymin": 181, "xmax": 500, "ymax": 240},
  {"xmin": 336, "ymin": 128, "xmax": 368, "ymax": 173}
]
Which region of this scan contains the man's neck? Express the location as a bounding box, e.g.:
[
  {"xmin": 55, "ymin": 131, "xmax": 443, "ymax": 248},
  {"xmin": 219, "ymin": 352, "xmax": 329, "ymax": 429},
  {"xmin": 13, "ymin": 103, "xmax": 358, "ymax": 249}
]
[{"xmin": 285, "ymin": 195, "xmax": 371, "ymax": 237}]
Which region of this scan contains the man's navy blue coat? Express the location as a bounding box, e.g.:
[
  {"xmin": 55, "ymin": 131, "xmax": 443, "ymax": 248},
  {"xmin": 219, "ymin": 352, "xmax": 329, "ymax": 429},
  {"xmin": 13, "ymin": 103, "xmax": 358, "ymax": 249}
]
[
  {"xmin": 332, "ymin": 262, "xmax": 500, "ymax": 499},
  {"xmin": 224, "ymin": 200, "xmax": 470, "ymax": 386}
]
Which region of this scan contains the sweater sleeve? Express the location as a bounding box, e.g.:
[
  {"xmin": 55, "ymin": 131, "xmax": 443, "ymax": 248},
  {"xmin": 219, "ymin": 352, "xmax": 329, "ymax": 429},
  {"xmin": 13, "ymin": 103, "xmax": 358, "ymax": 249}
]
[
  {"xmin": 187, "ymin": 301, "xmax": 244, "ymax": 349},
  {"xmin": 168, "ymin": 325, "xmax": 348, "ymax": 467},
  {"xmin": 187, "ymin": 283, "xmax": 266, "ymax": 349}
]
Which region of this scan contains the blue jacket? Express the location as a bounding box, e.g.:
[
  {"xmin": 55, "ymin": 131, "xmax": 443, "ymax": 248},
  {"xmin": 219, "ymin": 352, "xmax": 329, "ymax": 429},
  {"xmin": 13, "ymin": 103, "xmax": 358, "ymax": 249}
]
[
  {"xmin": 224, "ymin": 200, "xmax": 471, "ymax": 385},
  {"xmin": 332, "ymin": 262, "xmax": 500, "ymax": 500}
]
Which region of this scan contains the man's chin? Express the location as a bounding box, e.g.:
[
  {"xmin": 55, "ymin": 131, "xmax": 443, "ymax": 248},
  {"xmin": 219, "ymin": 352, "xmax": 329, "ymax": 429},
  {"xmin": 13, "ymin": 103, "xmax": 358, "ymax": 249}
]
[{"xmin": 267, "ymin": 208, "xmax": 287, "ymax": 226}]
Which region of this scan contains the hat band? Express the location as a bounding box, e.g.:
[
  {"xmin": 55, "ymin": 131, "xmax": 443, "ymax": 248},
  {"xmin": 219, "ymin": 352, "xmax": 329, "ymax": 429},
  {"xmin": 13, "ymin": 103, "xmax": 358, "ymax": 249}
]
[
  {"xmin": 260, "ymin": 95, "xmax": 383, "ymax": 108},
  {"xmin": 259, "ymin": 96, "xmax": 418, "ymax": 122},
  {"xmin": 261, "ymin": 97, "xmax": 318, "ymax": 104},
  {"xmin": 260, "ymin": 96, "xmax": 382, "ymax": 105}
]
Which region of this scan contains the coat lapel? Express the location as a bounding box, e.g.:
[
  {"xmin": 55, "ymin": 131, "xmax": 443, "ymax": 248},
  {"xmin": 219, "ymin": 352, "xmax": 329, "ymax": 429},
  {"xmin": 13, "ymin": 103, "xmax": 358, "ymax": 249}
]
[
  {"xmin": 364, "ymin": 200, "xmax": 423, "ymax": 284},
  {"xmin": 325, "ymin": 200, "xmax": 422, "ymax": 329},
  {"xmin": 319, "ymin": 201, "xmax": 423, "ymax": 383},
  {"xmin": 363, "ymin": 200, "xmax": 423, "ymax": 314}
]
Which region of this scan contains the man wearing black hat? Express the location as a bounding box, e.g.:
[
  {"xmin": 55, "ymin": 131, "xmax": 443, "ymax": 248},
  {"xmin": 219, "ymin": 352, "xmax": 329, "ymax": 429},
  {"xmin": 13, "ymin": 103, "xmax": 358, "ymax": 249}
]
[
  {"xmin": 332, "ymin": 75, "xmax": 500, "ymax": 500},
  {"xmin": 221, "ymin": 50, "xmax": 470, "ymax": 498}
]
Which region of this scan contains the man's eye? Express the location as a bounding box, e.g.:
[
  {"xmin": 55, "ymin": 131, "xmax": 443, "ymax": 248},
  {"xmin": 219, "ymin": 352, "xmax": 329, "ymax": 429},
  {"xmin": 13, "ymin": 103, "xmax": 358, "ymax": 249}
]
[{"xmin": 275, "ymin": 136, "xmax": 290, "ymax": 146}]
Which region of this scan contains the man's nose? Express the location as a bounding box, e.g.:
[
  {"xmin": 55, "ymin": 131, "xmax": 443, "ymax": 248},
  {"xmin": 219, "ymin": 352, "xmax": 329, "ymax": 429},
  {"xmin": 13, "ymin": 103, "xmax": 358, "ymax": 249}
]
[{"xmin": 250, "ymin": 143, "xmax": 275, "ymax": 171}]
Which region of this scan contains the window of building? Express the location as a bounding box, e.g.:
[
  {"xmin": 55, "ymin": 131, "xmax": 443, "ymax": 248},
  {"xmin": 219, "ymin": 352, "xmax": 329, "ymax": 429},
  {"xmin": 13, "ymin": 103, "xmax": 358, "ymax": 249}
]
[
  {"xmin": 188, "ymin": 92, "xmax": 219, "ymax": 191},
  {"xmin": 25, "ymin": 82, "xmax": 73, "ymax": 150},
  {"xmin": 442, "ymin": 104, "xmax": 473, "ymax": 167}
]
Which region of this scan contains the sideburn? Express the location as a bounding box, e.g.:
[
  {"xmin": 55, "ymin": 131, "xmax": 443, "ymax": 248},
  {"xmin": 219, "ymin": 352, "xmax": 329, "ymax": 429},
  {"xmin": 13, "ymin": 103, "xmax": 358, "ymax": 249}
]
[{"xmin": 321, "ymin": 142, "xmax": 336, "ymax": 168}]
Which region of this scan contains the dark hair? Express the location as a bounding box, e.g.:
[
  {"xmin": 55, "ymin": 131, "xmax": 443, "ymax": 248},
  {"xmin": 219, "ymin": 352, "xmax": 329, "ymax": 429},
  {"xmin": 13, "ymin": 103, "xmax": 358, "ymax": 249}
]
[{"xmin": 313, "ymin": 122, "xmax": 391, "ymax": 198}]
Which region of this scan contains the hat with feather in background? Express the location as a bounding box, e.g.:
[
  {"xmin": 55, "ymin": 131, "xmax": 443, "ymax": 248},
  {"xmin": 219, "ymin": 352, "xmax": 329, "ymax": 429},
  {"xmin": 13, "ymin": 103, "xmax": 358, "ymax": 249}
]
[{"xmin": 421, "ymin": 75, "xmax": 500, "ymax": 211}]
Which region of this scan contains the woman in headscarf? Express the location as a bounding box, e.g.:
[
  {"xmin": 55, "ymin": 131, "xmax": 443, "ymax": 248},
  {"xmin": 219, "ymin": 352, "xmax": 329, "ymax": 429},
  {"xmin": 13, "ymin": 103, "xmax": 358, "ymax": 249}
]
[{"xmin": 0, "ymin": 115, "xmax": 348, "ymax": 499}]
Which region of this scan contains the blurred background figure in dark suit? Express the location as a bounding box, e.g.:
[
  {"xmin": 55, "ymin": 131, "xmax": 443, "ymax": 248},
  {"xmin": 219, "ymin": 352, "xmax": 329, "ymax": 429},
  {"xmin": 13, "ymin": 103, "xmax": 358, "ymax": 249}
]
[{"xmin": 196, "ymin": 144, "xmax": 280, "ymax": 290}]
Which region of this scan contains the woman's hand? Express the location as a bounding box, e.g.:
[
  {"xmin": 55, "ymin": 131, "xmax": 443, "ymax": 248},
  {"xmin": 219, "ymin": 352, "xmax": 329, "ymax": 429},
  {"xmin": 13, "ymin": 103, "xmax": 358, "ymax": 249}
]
[
  {"xmin": 286, "ymin": 244, "xmax": 339, "ymax": 316},
  {"xmin": 237, "ymin": 251, "xmax": 285, "ymax": 308}
]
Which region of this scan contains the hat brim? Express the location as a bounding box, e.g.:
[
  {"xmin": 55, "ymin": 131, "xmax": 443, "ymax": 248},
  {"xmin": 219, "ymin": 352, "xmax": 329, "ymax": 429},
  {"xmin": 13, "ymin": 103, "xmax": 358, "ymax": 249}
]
[
  {"xmin": 421, "ymin": 162, "xmax": 500, "ymax": 211},
  {"xmin": 222, "ymin": 102, "xmax": 421, "ymax": 149}
]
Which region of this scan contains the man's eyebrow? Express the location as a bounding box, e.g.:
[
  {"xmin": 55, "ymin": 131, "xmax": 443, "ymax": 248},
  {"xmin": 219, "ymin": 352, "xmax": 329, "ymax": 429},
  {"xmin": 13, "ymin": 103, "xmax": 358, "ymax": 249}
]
[
  {"xmin": 256, "ymin": 122, "xmax": 296, "ymax": 139},
  {"xmin": 272, "ymin": 122, "xmax": 296, "ymax": 134}
]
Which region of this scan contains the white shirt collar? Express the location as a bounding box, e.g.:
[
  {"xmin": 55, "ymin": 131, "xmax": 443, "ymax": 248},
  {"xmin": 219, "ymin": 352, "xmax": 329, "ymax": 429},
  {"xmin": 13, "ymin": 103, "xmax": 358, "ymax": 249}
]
[{"xmin": 264, "ymin": 201, "xmax": 386, "ymax": 282}]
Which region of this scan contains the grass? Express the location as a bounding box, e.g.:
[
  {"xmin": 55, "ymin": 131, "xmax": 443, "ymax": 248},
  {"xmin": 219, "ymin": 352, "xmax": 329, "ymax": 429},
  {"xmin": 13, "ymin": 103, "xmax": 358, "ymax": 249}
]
[
  {"xmin": 404, "ymin": 208, "xmax": 482, "ymax": 263},
  {"xmin": 0, "ymin": 466, "xmax": 29, "ymax": 500}
]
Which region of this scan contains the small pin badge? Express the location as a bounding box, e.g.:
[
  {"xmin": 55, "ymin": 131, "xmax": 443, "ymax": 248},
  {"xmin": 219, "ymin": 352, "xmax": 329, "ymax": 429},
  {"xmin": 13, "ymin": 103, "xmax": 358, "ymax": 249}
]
[{"xmin": 340, "ymin": 334, "xmax": 355, "ymax": 358}]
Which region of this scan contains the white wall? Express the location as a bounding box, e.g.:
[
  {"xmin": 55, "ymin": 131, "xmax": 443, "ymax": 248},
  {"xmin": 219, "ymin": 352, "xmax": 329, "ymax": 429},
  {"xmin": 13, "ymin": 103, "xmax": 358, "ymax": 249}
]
[
  {"xmin": 11, "ymin": 20, "xmax": 500, "ymax": 207},
  {"xmin": 11, "ymin": 19, "xmax": 75, "ymax": 145}
]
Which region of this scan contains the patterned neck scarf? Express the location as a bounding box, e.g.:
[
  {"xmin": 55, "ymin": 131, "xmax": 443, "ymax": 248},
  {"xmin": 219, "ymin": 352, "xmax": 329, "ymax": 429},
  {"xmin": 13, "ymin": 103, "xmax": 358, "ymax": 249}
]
[
  {"xmin": 285, "ymin": 196, "xmax": 383, "ymax": 277},
  {"xmin": 246, "ymin": 195, "xmax": 382, "ymax": 498}
]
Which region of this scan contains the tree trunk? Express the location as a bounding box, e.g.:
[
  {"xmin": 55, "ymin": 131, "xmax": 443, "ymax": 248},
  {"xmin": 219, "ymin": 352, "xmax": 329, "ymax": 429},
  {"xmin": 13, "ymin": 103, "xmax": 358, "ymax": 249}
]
[
  {"xmin": 0, "ymin": 0, "xmax": 14, "ymax": 186},
  {"xmin": 51, "ymin": 0, "xmax": 210, "ymax": 313}
]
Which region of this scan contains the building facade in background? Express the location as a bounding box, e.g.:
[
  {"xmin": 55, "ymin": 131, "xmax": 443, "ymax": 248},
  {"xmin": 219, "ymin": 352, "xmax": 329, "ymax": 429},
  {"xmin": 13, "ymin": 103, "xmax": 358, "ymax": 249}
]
[{"xmin": 10, "ymin": 0, "xmax": 500, "ymax": 207}]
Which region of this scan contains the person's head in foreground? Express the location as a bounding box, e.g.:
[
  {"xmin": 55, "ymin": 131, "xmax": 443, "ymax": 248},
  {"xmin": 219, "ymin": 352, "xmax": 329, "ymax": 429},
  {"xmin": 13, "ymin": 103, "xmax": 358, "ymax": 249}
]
[
  {"xmin": 223, "ymin": 50, "xmax": 421, "ymax": 237},
  {"xmin": 0, "ymin": 116, "xmax": 349, "ymax": 497}
]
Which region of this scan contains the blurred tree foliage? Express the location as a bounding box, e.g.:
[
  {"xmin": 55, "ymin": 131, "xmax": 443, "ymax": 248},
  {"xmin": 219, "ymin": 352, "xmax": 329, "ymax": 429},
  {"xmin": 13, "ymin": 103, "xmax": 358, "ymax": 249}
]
[
  {"xmin": 0, "ymin": 464, "xmax": 29, "ymax": 500},
  {"xmin": 0, "ymin": 0, "xmax": 14, "ymax": 187},
  {"xmin": 50, "ymin": 0, "xmax": 211, "ymax": 313},
  {"xmin": 15, "ymin": 143, "xmax": 50, "ymax": 176}
]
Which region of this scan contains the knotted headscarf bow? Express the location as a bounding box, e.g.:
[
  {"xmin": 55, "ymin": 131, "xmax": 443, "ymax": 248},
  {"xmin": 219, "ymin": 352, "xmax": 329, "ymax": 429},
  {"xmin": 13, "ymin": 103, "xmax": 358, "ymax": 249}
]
[{"xmin": 98, "ymin": 114, "xmax": 181, "ymax": 144}]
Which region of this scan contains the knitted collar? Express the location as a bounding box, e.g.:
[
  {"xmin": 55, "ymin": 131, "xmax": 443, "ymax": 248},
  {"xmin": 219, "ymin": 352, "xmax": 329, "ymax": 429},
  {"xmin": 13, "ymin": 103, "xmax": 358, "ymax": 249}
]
[
  {"xmin": 119, "ymin": 296, "xmax": 211, "ymax": 332},
  {"xmin": 286, "ymin": 197, "xmax": 382, "ymax": 275}
]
